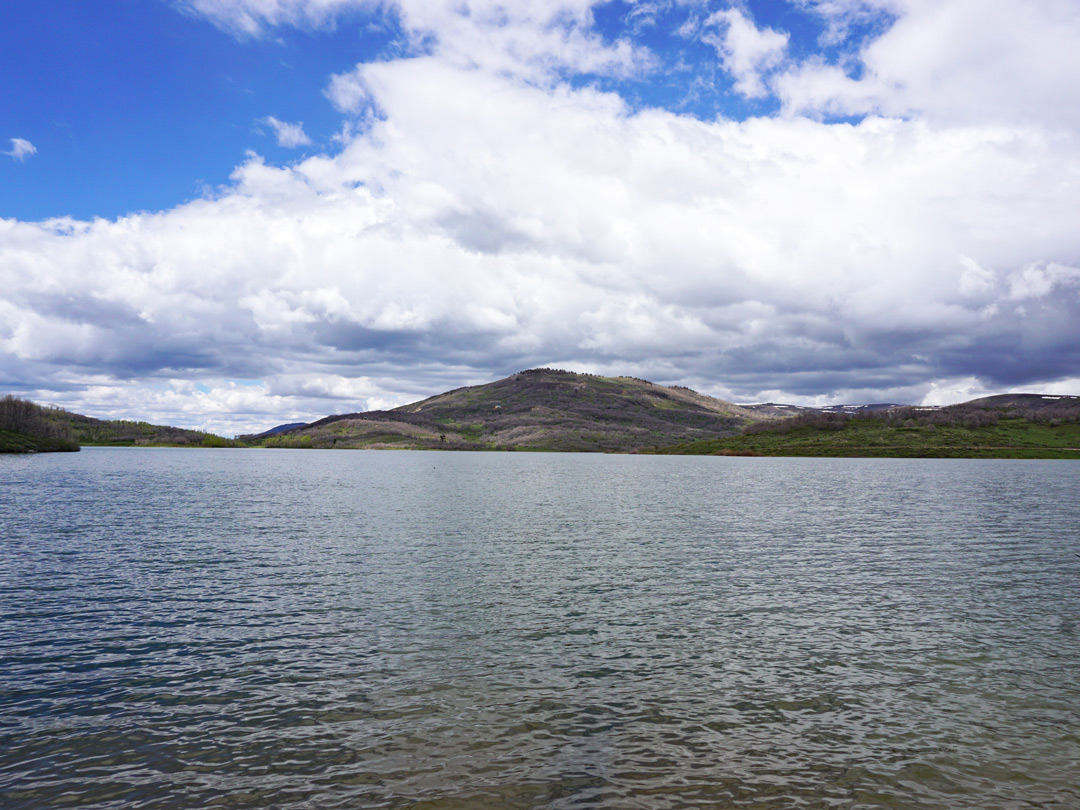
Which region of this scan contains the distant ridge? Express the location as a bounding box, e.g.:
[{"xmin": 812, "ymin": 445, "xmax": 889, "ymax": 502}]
[
  {"xmin": 739, "ymin": 402, "xmax": 902, "ymax": 417},
  {"xmin": 657, "ymin": 391, "xmax": 1080, "ymax": 458},
  {"xmin": 962, "ymin": 393, "xmax": 1080, "ymax": 411},
  {"xmin": 250, "ymin": 422, "xmax": 307, "ymax": 438}
]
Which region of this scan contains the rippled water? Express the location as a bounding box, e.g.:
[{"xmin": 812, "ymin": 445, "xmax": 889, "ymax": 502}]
[{"xmin": 2, "ymin": 448, "xmax": 1079, "ymax": 809}]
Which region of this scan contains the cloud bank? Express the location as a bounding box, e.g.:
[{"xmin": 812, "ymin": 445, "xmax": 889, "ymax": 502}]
[{"xmin": 3, "ymin": 0, "xmax": 1079, "ymax": 434}]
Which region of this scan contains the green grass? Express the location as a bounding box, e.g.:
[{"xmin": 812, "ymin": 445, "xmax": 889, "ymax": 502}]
[
  {"xmin": 0, "ymin": 429, "xmax": 80, "ymax": 453},
  {"xmin": 655, "ymin": 418, "xmax": 1080, "ymax": 458},
  {"xmin": 649, "ymin": 397, "xmax": 683, "ymax": 410}
]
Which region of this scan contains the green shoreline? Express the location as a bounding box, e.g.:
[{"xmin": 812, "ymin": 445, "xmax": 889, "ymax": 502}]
[
  {"xmin": 649, "ymin": 417, "xmax": 1080, "ymax": 459},
  {"xmin": 0, "ymin": 429, "xmax": 80, "ymax": 454}
]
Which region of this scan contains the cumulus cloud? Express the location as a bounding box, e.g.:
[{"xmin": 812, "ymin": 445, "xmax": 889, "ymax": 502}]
[
  {"xmin": 263, "ymin": 115, "xmax": 313, "ymax": 147},
  {"xmin": 4, "ymin": 138, "xmax": 37, "ymax": 161},
  {"xmin": 183, "ymin": 0, "xmax": 648, "ymax": 82},
  {"xmin": 702, "ymin": 8, "xmax": 789, "ymax": 98},
  {"xmin": 3, "ymin": 0, "xmax": 1079, "ymax": 432},
  {"xmin": 390, "ymin": 1, "xmax": 648, "ymax": 82},
  {"xmin": 777, "ymin": 0, "xmax": 1080, "ymax": 127},
  {"xmin": 5, "ymin": 57, "xmax": 1080, "ymax": 430}
]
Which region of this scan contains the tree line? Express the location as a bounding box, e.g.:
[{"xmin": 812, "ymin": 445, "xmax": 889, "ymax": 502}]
[{"xmin": 0, "ymin": 395, "xmax": 75, "ymax": 441}]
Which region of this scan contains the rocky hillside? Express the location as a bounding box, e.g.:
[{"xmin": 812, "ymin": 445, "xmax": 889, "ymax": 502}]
[{"xmin": 243, "ymin": 368, "xmax": 764, "ymax": 452}]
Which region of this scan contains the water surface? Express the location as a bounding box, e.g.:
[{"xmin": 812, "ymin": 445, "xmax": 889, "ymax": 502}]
[{"xmin": 2, "ymin": 449, "xmax": 1079, "ymax": 808}]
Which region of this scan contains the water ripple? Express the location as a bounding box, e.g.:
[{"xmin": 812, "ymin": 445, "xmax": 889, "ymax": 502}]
[{"xmin": 2, "ymin": 450, "xmax": 1079, "ymax": 808}]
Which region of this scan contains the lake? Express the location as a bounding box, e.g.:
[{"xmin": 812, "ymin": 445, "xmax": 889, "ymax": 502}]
[{"xmin": 2, "ymin": 448, "xmax": 1079, "ymax": 809}]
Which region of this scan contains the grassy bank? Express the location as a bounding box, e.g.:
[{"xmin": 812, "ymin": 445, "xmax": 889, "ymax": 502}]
[
  {"xmin": 655, "ymin": 417, "xmax": 1080, "ymax": 458},
  {"xmin": 0, "ymin": 428, "xmax": 80, "ymax": 453}
]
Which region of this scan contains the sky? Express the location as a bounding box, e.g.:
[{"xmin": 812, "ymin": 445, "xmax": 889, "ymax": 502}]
[{"xmin": 2, "ymin": 0, "xmax": 1079, "ymax": 436}]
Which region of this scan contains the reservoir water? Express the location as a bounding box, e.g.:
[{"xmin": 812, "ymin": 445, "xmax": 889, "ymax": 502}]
[{"xmin": 2, "ymin": 448, "xmax": 1079, "ymax": 809}]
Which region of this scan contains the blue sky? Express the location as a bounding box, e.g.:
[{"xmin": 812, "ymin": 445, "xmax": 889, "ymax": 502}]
[
  {"xmin": 0, "ymin": 0, "xmax": 886, "ymax": 222},
  {"xmin": 2, "ymin": 0, "xmax": 1080, "ymax": 434},
  {"xmin": 1, "ymin": 0, "xmax": 394, "ymax": 220}
]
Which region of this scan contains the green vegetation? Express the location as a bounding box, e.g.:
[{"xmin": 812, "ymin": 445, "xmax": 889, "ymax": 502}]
[
  {"xmin": 0, "ymin": 396, "xmax": 79, "ymax": 453},
  {"xmin": 656, "ymin": 401, "xmax": 1080, "ymax": 458},
  {"xmin": 0, "ymin": 394, "xmax": 237, "ymax": 451},
  {"xmin": 0, "ymin": 428, "xmax": 80, "ymax": 453},
  {"xmin": 67, "ymin": 415, "xmax": 238, "ymax": 447},
  {"xmin": 239, "ymin": 368, "xmax": 760, "ymax": 452}
]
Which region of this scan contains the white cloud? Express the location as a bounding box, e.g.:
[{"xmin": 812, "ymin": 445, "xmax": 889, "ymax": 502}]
[
  {"xmin": 176, "ymin": 0, "xmax": 371, "ymax": 37},
  {"xmin": 393, "ymin": 1, "xmax": 649, "ymax": 82},
  {"xmin": 4, "ymin": 138, "xmax": 37, "ymax": 161},
  {"xmin": 791, "ymin": 1, "xmax": 899, "ymax": 46},
  {"xmin": 3, "ymin": 55, "xmax": 1079, "ymax": 430},
  {"xmin": 3, "ymin": 1, "xmax": 1080, "ymax": 430},
  {"xmin": 919, "ymin": 376, "xmax": 996, "ymax": 407},
  {"xmin": 777, "ymin": 0, "xmax": 1080, "ymax": 128},
  {"xmin": 263, "ymin": 115, "xmax": 313, "ymax": 147},
  {"xmin": 956, "ymin": 255, "xmax": 992, "ymax": 292},
  {"xmin": 702, "ymin": 8, "xmax": 789, "ymax": 99},
  {"xmin": 1008, "ymin": 261, "xmax": 1080, "ymax": 301},
  {"xmin": 183, "ymin": 0, "xmax": 649, "ymax": 83}
]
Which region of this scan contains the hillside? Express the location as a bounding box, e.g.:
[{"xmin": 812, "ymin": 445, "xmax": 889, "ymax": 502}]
[
  {"xmin": 0, "ymin": 428, "xmax": 80, "ymax": 454},
  {"xmin": 0, "ymin": 394, "xmax": 236, "ymax": 450},
  {"xmin": 242, "ymin": 369, "xmax": 763, "ymax": 452},
  {"xmin": 63, "ymin": 412, "xmax": 237, "ymax": 447},
  {"xmin": 0, "ymin": 396, "xmax": 80, "ymax": 453},
  {"xmin": 960, "ymin": 393, "xmax": 1080, "ymax": 413},
  {"xmin": 655, "ymin": 396, "xmax": 1080, "ymax": 458}
]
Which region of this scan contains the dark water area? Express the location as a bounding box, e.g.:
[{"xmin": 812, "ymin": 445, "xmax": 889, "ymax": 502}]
[{"xmin": 2, "ymin": 448, "xmax": 1079, "ymax": 809}]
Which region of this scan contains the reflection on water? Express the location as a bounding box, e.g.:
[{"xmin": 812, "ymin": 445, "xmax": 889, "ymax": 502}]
[{"xmin": 2, "ymin": 449, "xmax": 1079, "ymax": 809}]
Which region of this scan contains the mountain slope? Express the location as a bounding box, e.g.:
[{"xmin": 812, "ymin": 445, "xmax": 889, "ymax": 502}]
[{"xmin": 244, "ymin": 369, "xmax": 763, "ymax": 452}]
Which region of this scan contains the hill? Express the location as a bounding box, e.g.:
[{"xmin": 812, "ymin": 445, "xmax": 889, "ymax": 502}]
[
  {"xmin": 62, "ymin": 411, "xmax": 237, "ymax": 447},
  {"xmin": 0, "ymin": 396, "xmax": 80, "ymax": 453},
  {"xmin": 250, "ymin": 422, "xmax": 307, "ymax": 438},
  {"xmin": 961, "ymin": 393, "xmax": 1080, "ymax": 413},
  {"xmin": 241, "ymin": 368, "xmax": 763, "ymax": 452},
  {"xmin": 65, "ymin": 415, "xmax": 237, "ymax": 447},
  {"xmin": 655, "ymin": 396, "xmax": 1080, "ymax": 458},
  {"xmin": 738, "ymin": 402, "xmax": 902, "ymax": 417},
  {"xmin": 0, "ymin": 395, "xmax": 236, "ymax": 451}
]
